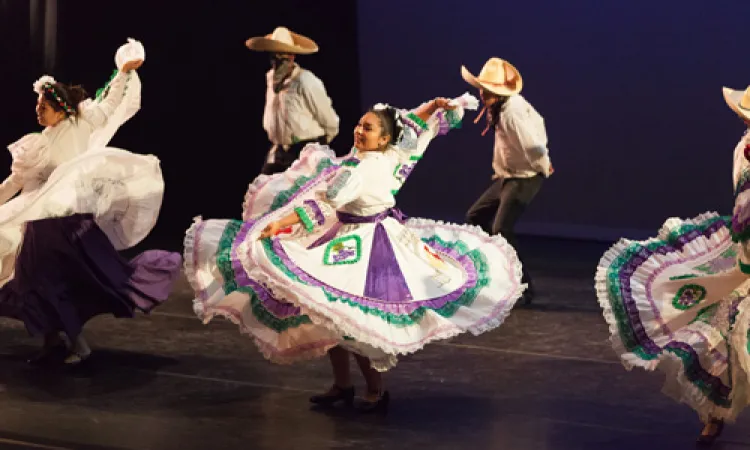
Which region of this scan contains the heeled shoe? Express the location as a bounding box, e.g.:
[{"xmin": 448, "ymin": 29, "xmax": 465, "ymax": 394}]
[
  {"xmin": 696, "ymin": 419, "xmax": 724, "ymax": 446},
  {"xmin": 309, "ymin": 385, "xmax": 355, "ymax": 407},
  {"xmin": 354, "ymin": 390, "xmax": 390, "ymax": 414},
  {"xmin": 63, "ymin": 351, "xmax": 91, "ymax": 366}
]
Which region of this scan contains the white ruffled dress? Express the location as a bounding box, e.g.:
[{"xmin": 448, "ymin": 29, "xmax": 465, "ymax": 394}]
[
  {"xmin": 596, "ymin": 131, "xmax": 750, "ymax": 422},
  {"xmin": 0, "ymin": 40, "xmax": 164, "ymax": 286},
  {"xmin": 186, "ymin": 95, "xmax": 525, "ymax": 371}
]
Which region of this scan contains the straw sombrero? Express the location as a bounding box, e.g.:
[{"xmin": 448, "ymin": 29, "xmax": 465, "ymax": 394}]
[
  {"xmin": 461, "ymin": 57, "xmax": 522, "ymax": 96},
  {"xmin": 246, "ymin": 26, "xmax": 318, "ymax": 55},
  {"xmin": 723, "ymin": 86, "xmax": 750, "ymax": 121}
]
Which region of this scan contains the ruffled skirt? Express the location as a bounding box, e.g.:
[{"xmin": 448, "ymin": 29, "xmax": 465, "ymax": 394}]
[
  {"xmin": 185, "ymin": 145, "xmax": 524, "ymax": 371},
  {"xmin": 0, "ymin": 147, "xmax": 165, "ymax": 286},
  {"xmin": 595, "ymin": 212, "xmax": 750, "ymax": 422},
  {"xmin": 0, "ymin": 214, "xmax": 181, "ymax": 341}
]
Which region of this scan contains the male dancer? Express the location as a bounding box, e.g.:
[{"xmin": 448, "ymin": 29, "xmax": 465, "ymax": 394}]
[
  {"xmin": 246, "ymin": 26, "xmax": 339, "ymax": 175},
  {"xmin": 461, "ymin": 57, "xmax": 553, "ymax": 304}
]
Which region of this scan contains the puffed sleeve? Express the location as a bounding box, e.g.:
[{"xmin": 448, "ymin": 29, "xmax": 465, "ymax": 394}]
[
  {"xmin": 293, "ymin": 164, "xmax": 365, "ymax": 233},
  {"xmin": 0, "ymin": 133, "xmax": 51, "ymax": 204}
]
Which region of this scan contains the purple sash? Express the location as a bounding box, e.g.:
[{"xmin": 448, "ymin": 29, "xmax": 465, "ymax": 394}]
[{"xmin": 306, "ymin": 208, "xmax": 412, "ymax": 302}]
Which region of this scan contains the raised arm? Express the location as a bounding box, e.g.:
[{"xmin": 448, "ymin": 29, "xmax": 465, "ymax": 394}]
[
  {"xmin": 398, "ymin": 93, "xmax": 478, "ymax": 157},
  {"xmin": 79, "ymin": 59, "xmax": 142, "ymax": 129}
]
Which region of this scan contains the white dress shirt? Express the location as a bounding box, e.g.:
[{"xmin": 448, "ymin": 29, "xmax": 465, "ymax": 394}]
[
  {"xmin": 262, "ymin": 65, "xmax": 339, "ymax": 148},
  {"xmin": 492, "ymin": 94, "xmax": 552, "ymax": 179}
]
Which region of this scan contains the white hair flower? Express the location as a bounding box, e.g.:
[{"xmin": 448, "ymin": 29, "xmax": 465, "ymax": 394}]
[{"xmin": 33, "ymin": 75, "xmax": 57, "ymax": 94}]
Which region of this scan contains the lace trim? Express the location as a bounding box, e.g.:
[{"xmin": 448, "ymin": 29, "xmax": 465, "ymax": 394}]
[
  {"xmin": 242, "ymin": 144, "xmax": 340, "ymax": 221},
  {"xmin": 404, "ymin": 112, "xmax": 428, "ymax": 131},
  {"xmin": 184, "ymin": 218, "xmax": 316, "ymax": 336},
  {"xmin": 595, "ymin": 212, "xmax": 730, "ymax": 360},
  {"xmin": 244, "ymin": 218, "xmax": 524, "ymax": 356},
  {"xmin": 594, "ymin": 212, "xmax": 750, "ymax": 420}
]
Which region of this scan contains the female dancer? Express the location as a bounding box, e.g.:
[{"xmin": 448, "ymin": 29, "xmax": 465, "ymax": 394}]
[
  {"xmin": 185, "ymin": 93, "xmax": 524, "ymax": 411},
  {"xmin": 596, "ymin": 85, "xmax": 750, "ymax": 444},
  {"xmin": 0, "ymin": 38, "xmax": 181, "ymax": 365}
]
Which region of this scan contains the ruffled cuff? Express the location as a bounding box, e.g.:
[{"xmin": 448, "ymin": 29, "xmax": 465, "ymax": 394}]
[
  {"xmin": 434, "ymin": 110, "xmax": 464, "ymax": 136},
  {"xmin": 294, "ymin": 206, "xmax": 315, "ymax": 232},
  {"xmin": 294, "ymin": 198, "xmax": 333, "ymax": 233},
  {"xmin": 401, "ymin": 111, "xmax": 429, "ymax": 136}
]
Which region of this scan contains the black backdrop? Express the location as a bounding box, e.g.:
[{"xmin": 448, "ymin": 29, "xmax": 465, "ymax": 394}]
[
  {"xmin": 358, "ymin": 0, "xmax": 750, "ymax": 241},
  {"xmin": 0, "ymin": 0, "xmax": 361, "ymax": 251},
  {"xmin": 7, "ymin": 0, "xmax": 750, "ymax": 249}
]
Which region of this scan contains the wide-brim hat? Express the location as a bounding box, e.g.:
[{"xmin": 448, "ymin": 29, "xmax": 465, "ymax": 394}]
[
  {"xmin": 723, "ymin": 86, "xmax": 750, "ymax": 121},
  {"xmin": 461, "ymin": 57, "xmax": 522, "ymax": 96},
  {"xmin": 245, "ymin": 26, "xmax": 318, "ymax": 55}
]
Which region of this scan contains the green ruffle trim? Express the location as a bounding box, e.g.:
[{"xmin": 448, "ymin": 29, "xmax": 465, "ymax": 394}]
[
  {"xmin": 269, "ymin": 158, "xmax": 334, "ymax": 211},
  {"xmin": 95, "ymin": 69, "xmax": 131, "ymax": 103},
  {"xmin": 95, "ymin": 69, "xmax": 119, "ymax": 101},
  {"xmin": 740, "ymin": 260, "xmax": 750, "ymax": 275},
  {"xmin": 604, "ymin": 215, "xmax": 731, "ymax": 359},
  {"xmin": 294, "ymin": 207, "xmax": 315, "ymax": 233},
  {"xmin": 731, "ymin": 228, "xmax": 750, "ymax": 244},
  {"xmin": 665, "ymin": 346, "xmax": 732, "ymax": 407},
  {"xmin": 735, "ymin": 170, "xmax": 750, "ymax": 197},
  {"xmin": 445, "ymin": 109, "xmax": 462, "ymax": 129},
  {"xmin": 406, "ymin": 112, "xmax": 428, "ymax": 131},
  {"xmin": 262, "ymin": 231, "xmax": 490, "ymax": 326},
  {"xmin": 216, "ymin": 221, "xmax": 311, "ymax": 333},
  {"xmin": 731, "ymin": 170, "xmax": 750, "ymax": 242}
]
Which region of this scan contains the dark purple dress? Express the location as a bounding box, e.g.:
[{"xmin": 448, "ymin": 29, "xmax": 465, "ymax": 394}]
[{"xmin": 0, "ymin": 213, "xmax": 181, "ymax": 340}]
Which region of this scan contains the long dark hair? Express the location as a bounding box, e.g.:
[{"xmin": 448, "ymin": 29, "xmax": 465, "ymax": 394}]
[
  {"xmin": 368, "ymin": 106, "xmax": 404, "ymax": 145},
  {"xmin": 43, "ymin": 83, "xmax": 88, "ymax": 118}
]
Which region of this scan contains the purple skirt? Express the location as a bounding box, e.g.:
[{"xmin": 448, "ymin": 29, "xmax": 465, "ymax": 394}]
[{"xmin": 0, "ymin": 213, "xmax": 181, "ymax": 340}]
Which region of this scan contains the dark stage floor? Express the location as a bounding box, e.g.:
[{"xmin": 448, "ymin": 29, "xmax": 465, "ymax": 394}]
[{"xmin": 1, "ymin": 237, "xmax": 749, "ymax": 450}]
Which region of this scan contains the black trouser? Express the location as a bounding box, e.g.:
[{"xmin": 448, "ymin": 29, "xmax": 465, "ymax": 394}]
[
  {"xmin": 260, "ymin": 137, "xmax": 326, "ymax": 175},
  {"xmin": 466, "ymin": 175, "xmax": 544, "ymax": 291}
]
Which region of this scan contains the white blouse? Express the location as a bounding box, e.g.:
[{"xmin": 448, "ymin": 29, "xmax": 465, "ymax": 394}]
[
  {"xmin": 300, "ymin": 101, "xmax": 465, "ymax": 222},
  {"xmin": 0, "ymin": 71, "xmax": 131, "ymax": 203}
]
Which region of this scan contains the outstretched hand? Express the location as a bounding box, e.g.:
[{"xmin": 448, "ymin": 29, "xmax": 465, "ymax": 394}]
[
  {"xmin": 433, "ymin": 97, "xmax": 457, "ymax": 111},
  {"xmin": 258, "ymin": 221, "xmax": 281, "ymax": 239},
  {"xmin": 121, "ymin": 59, "xmax": 144, "ymax": 73}
]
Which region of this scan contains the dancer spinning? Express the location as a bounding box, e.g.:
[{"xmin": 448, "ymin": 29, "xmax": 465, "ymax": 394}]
[
  {"xmin": 0, "ymin": 38, "xmax": 181, "ymax": 366},
  {"xmin": 596, "ymin": 85, "xmax": 750, "ymax": 445},
  {"xmin": 246, "ymin": 26, "xmax": 339, "ymax": 175},
  {"xmin": 185, "ymin": 92, "xmax": 525, "ymax": 412},
  {"xmin": 461, "ymin": 58, "xmax": 553, "ymax": 304}
]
